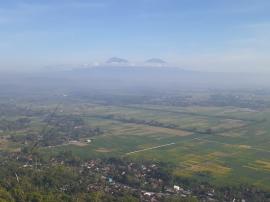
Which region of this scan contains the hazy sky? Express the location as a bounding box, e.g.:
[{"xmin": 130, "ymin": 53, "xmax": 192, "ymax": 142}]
[{"xmin": 0, "ymin": 0, "xmax": 270, "ymax": 72}]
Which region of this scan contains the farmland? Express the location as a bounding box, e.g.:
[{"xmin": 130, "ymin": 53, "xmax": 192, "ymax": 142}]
[
  {"xmin": 1, "ymin": 94, "xmax": 269, "ymax": 191},
  {"xmin": 49, "ymin": 103, "xmax": 270, "ymax": 190},
  {"xmin": 0, "ymin": 89, "xmax": 270, "ymax": 201}
]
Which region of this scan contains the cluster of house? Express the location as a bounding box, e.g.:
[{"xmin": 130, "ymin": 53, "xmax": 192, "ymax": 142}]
[
  {"xmin": 14, "ymin": 154, "xmax": 253, "ymax": 201},
  {"xmin": 79, "ymin": 159, "xmax": 218, "ymax": 201}
]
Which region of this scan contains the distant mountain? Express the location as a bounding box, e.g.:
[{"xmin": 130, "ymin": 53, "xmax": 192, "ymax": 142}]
[
  {"xmin": 145, "ymin": 58, "xmax": 167, "ymax": 65},
  {"xmin": 106, "ymin": 57, "xmax": 128, "ymax": 64}
]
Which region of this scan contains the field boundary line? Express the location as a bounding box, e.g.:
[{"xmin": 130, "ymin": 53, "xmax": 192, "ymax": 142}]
[
  {"xmin": 118, "ymin": 105, "xmax": 258, "ymax": 122},
  {"xmin": 125, "ymin": 142, "xmax": 176, "ymax": 155}
]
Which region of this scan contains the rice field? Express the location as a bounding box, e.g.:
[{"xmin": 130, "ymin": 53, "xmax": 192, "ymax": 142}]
[{"xmin": 42, "ymin": 103, "xmax": 270, "ymax": 190}]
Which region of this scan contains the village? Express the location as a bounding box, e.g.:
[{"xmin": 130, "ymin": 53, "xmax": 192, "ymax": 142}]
[{"xmin": 45, "ymin": 156, "xmax": 217, "ymax": 202}]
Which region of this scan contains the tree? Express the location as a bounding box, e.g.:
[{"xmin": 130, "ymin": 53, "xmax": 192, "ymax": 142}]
[{"xmin": 0, "ymin": 188, "xmax": 15, "ymax": 202}]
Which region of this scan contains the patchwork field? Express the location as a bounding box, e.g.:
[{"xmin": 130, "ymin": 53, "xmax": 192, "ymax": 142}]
[
  {"xmin": 37, "ymin": 103, "xmax": 270, "ymax": 190},
  {"xmin": 1, "ymin": 100, "xmax": 269, "ymax": 190}
]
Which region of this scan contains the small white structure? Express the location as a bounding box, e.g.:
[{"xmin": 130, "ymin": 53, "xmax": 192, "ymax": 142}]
[
  {"xmin": 174, "ymin": 185, "xmax": 180, "ymax": 191},
  {"xmin": 86, "ymin": 139, "xmax": 92, "ymax": 143},
  {"xmin": 144, "ymin": 192, "xmax": 153, "ymax": 197}
]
